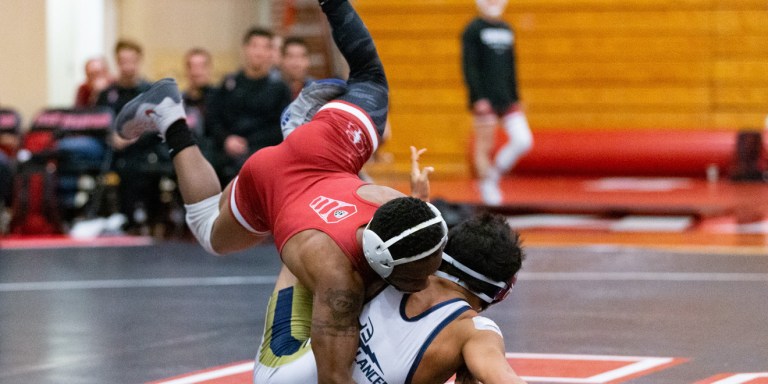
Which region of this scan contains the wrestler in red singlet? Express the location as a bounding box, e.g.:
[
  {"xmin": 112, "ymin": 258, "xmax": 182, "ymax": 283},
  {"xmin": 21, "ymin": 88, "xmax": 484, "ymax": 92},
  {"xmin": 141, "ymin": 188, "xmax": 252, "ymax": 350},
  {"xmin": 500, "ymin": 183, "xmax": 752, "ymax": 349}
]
[{"xmin": 230, "ymin": 100, "xmax": 381, "ymax": 283}]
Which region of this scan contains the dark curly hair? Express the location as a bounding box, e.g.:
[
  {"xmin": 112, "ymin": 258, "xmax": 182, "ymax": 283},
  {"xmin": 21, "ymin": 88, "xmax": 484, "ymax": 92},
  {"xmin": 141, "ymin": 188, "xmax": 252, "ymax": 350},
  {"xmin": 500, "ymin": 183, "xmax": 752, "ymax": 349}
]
[
  {"xmin": 440, "ymin": 212, "xmax": 524, "ymax": 294},
  {"xmin": 367, "ymin": 197, "xmax": 446, "ymax": 261}
]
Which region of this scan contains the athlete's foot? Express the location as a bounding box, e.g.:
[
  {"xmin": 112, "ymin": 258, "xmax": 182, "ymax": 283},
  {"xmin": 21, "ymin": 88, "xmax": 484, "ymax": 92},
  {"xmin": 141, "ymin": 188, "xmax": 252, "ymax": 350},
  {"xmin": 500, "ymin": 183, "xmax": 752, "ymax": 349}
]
[
  {"xmin": 280, "ymin": 78, "xmax": 348, "ymax": 138},
  {"xmin": 478, "ymin": 177, "xmax": 503, "ymax": 206},
  {"xmin": 114, "ymin": 78, "xmax": 186, "ymax": 141}
]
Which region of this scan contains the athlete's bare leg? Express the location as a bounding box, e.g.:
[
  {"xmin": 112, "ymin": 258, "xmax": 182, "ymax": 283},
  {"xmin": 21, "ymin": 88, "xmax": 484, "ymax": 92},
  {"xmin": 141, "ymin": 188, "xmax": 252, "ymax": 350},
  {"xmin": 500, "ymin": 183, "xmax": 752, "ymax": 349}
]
[
  {"xmin": 171, "ymin": 143, "xmax": 220, "ymax": 204},
  {"xmin": 473, "ymin": 114, "xmax": 498, "ymax": 179},
  {"xmin": 495, "ymin": 110, "xmax": 533, "ymax": 175},
  {"xmin": 114, "ymin": 79, "xmax": 267, "ymax": 254}
]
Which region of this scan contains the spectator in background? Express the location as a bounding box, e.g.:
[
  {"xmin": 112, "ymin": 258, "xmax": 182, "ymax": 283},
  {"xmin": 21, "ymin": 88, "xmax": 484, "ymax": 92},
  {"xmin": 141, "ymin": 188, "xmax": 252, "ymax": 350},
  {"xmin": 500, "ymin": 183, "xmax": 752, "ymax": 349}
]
[
  {"xmin": 182, "ymin": 47, "xmax": 216, "ymax": 163},
  {"xmin": 97, "ymin": 39, "xmax": 151, "ymax": 116},
  {"xmin": 0, "ymin": 150, "xmax": 12, "ymax": 232},
  {"xmin": 182, "ymin": 47, "xmax": 215, "ymax": 115},
  {"xmin": 205, "ymin": 27, "xmax": 292, "ymax": 185},
  {"xmin": 280, "ymin": 36, "xmax": 315, "ymax": 100},
  {"xmin": 269, "ymin": 34, "xmax": 284, "ymax": 81},
  {"xmin": 74, "ymin": 57, "xmax": 113, "ymax": 108},
  {"xmin": 0, "ymin": 108, "xmax": 20, "ymax": 213},
  {"xmin": 462, "ymin": 0, "xmax": 532, "ymax": 206},
  {"xmin": 96, "ymin": 38, "xmax": 165, "ymax": 234}
]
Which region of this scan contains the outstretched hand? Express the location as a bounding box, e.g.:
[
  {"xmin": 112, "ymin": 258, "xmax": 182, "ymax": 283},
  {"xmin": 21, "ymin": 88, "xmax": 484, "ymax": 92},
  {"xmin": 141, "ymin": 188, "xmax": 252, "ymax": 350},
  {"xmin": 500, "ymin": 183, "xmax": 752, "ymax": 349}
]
[{"xmin": 410, "ymin": 146, "xmax": 434, "ymax": 202}]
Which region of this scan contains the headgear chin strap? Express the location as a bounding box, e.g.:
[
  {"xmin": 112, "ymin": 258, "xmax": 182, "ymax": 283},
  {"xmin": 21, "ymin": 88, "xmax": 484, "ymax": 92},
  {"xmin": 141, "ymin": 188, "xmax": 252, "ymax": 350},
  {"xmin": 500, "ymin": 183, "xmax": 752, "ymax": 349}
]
[
  {"xmin": 436, "ymin": 252, "xmax": 517, "ymax": 305},
  {"xmin": 363, "ymin": 202, "xmax": 448, "ymax": 278}
]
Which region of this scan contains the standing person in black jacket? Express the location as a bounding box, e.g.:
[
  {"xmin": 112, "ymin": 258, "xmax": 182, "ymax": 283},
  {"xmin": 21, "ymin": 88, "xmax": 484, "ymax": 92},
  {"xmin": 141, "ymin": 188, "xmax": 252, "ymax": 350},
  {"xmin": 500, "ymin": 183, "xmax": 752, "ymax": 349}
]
[
  {"xmin": 462, "ymin": 0, "xmax": 532, "ymax": 206},
  {"xmin": 205, "ymin": 27, "xmax": 292, "ymax": 186}
]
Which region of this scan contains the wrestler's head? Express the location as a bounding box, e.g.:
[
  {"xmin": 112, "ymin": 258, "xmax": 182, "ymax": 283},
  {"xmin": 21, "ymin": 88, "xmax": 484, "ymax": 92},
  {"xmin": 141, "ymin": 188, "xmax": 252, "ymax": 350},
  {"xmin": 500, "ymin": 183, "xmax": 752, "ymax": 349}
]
[
  {"xmin": 437, "ymin": 212, "xmax": 524, "ymax": 311},
  {"xmin": 476, "ymin": 0, "xmax": 508, "ymax": 19},
  {"xmin": 363, "ymin": 197, "xmax": 448, "ymax": 292}
]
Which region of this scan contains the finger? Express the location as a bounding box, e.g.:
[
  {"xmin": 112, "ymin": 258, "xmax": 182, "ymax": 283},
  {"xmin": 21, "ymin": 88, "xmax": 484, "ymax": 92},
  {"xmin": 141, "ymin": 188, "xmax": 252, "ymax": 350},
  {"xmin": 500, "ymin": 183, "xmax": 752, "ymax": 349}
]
[
  {"xmin": 418, "ymin": 170, "xmax": 433, "ymax": 188},
  {"xmin": 410, "ymin": 147, "xmax": 421, "ymax": 175},
  {"xmin": 411, "ymin": 146, "xmax": 427, "ymax": 160}
]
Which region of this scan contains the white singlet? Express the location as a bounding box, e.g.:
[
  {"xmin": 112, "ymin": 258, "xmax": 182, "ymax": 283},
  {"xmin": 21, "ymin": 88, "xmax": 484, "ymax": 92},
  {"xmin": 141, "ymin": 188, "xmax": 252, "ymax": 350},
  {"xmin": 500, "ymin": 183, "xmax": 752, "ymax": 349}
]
[
  {"xmin": 253, "ymin": 285, "xmax": 474, "ymax": 384},
  {"xmin": 353, "ymin": 286, "xmax": 471, "ymax": 384}
]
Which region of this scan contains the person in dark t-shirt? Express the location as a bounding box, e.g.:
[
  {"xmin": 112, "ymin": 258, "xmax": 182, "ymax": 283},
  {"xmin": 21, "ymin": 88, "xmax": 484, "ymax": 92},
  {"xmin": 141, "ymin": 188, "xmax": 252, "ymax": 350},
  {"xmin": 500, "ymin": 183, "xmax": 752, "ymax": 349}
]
[
  {"xmin": 462, "ymin": 0, "xmax": 533, "ymax": 206},
  {"xmin": 96, "ymin": 39, "xmax": 161, "ymax": 233},
  {"xmin": 205, "ymin": 27, "xmax": 292, "ymax": 185}
]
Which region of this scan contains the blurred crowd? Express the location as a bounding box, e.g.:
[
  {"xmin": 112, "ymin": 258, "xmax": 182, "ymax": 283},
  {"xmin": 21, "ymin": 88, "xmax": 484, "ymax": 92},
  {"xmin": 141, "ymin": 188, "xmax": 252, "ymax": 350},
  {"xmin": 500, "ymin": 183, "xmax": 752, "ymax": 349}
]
[{"xmin": 0, "ymin": 27, "xmax": 318, "ymax": 237}]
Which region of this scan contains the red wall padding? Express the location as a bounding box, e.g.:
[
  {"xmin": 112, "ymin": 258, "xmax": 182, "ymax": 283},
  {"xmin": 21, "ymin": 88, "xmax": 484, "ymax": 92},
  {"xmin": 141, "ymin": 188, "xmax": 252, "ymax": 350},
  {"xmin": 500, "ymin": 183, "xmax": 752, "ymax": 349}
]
[{"xmin": 479, "ymin": 130, "xmax": 739, "ymax": 177}]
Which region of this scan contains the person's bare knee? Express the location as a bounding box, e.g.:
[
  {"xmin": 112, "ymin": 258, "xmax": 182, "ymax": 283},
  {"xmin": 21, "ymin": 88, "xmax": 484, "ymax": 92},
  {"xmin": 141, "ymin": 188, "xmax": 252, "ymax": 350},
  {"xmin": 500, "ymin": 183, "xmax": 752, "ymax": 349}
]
[{"xmin": 473, "ymin": 114, "xmax": 498, "ymax": 178}]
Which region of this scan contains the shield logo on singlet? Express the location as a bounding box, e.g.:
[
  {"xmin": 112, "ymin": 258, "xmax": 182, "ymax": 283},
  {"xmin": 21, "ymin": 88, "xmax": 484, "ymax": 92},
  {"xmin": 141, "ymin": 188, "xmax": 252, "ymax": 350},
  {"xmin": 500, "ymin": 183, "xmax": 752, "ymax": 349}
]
[
  {"xmin": 310, "ymin": 196, "xmax": 358, "ymax": 224},
  {"xmin": 345, "ymin": 122, "xmax": 368, "ymax": 155}
]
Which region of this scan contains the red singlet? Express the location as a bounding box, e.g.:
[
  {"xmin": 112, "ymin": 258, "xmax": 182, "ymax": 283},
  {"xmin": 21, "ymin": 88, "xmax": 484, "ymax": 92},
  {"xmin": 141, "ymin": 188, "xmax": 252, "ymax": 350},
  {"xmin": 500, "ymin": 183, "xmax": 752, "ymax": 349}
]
[{"xmin": 229, "ymin": 101, "xmax": 381, "ymax": 283}]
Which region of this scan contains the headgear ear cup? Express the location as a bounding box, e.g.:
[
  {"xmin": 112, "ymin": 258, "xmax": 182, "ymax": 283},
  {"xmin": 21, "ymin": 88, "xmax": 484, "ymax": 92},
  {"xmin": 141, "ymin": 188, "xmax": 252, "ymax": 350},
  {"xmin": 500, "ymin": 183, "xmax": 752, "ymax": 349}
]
[
  {"xmin": 362, "ymin": 226, "xmax": 394, "ymax": 278},
  {"xmin": 363, "ymin": 202, "xmax": 448, "ymax": 279}
]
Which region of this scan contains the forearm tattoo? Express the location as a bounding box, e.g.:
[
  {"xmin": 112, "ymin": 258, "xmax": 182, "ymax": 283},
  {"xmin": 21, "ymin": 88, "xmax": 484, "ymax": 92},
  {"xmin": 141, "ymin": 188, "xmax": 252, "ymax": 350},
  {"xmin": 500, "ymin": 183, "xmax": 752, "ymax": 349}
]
[{"xmin": 314, "ymin": 288, "xmax": 362, "ymax": 337}]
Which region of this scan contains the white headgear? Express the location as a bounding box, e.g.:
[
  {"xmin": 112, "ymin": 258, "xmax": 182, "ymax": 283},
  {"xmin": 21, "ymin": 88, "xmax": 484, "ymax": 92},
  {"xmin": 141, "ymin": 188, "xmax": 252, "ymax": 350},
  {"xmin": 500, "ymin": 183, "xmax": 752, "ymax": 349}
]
[
  {"xmin": 476, "ymin": 0, "xmax": 508, "ymax": 19},
  {"xmin": 363, "ymin": 202, "xmax": 448, "ymax": 278},
  {"xmin": 435, "ymin": 253, "xmax": 517, "ymax": 305}
]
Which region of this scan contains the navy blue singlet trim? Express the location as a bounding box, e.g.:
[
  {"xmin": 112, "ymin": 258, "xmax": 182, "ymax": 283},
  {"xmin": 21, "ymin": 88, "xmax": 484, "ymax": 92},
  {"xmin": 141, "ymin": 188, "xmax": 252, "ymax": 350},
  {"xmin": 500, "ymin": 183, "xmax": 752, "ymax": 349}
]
[
  {"xmin": 400, "ymin": 294, "xmax": 467, "ymax": 322},
  {"xmin": 404, "ymin": 306, "xmax": 471, "ymax": 384},
  {"xmin": 270, "ymin": 287, "xmax": 303, "ymax": 356}
]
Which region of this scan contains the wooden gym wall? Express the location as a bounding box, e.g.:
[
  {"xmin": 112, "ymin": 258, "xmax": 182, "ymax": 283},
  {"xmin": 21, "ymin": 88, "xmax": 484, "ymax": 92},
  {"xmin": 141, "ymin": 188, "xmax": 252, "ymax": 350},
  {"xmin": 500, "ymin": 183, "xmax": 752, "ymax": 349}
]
[{"xmin": 355, "ymin": 0, "xmax": 768, "ymax": 177}]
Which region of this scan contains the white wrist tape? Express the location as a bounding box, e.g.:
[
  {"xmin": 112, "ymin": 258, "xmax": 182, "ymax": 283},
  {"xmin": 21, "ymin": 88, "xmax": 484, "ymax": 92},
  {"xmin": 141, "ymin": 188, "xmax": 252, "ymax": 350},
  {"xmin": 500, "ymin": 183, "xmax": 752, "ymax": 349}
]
[
  {"xmin": 185, "ymin": 193, "xmax": 222, "ymax": 255},
  {"xmin": 472, "ymin": 316, "xmax": 502, "ymax": 337}
]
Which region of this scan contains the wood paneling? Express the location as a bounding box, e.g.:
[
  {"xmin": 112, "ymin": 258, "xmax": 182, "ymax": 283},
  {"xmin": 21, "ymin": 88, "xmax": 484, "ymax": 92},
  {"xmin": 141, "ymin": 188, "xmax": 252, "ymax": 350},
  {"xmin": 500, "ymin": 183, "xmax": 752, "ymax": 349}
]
[{"xmin": 354, "ymin": 0, "xmax": 768, "ymax": 177}]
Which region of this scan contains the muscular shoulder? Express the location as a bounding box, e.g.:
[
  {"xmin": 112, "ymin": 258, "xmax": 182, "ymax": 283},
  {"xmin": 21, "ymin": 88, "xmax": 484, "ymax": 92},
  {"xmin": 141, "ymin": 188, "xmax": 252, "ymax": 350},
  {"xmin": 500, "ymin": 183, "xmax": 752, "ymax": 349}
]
[
  {"xmin": 413, "ymin": 311, "xmax": 485, "ymax": 383},
  {"xmin": 282, "ymin": 230, "xmax": 360, "ymax": 290},
  {"xmin": 450, "ymin": 313, "xmax": 503, "ymax": 347},
  {"xmin": 356, "ymin": 184, "xmax": 405, "ymax": 205},
  {"xmin": 470, "ymin": 315, "xmax": 503, "ymax": 337}
]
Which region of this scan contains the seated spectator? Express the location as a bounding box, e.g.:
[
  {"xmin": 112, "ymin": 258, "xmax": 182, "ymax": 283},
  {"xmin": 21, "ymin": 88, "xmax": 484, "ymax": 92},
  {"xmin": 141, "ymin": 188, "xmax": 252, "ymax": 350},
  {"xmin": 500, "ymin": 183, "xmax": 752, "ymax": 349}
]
[
  {"xmin": 96, "ymin": 39, "xmax": 168, "ymax": 235},
  {"xmin": 280, "ymin": 36, "xmax": 315, "ymax": 100},
  {"xmin": 74, "ymin": 57, "xmax": 113, "ymax": 108},
  {"xmin": 182, "ymin": 47, "xmax": 217, "ymax": 169},
  {"xmin": 0, "ymin": 108, "xmax": 20, "ymax": 214},
  {"xmin": 96, "ymin": 39, "xmax": 151, "ymax": 113},
  {"xmin": 205, "ymin": 27, "xmax": 292, "ymax": 185},
  {"xmin": 54, "ymin": 109, "xmax": 114, "ymax": 226},
  {"xmin": 269, "ymin": 34, "xmax": 284, "ymax": 81},
  {"xmin": 182, "ymin": 47, "xmax": 215, "ymax": 115}
]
